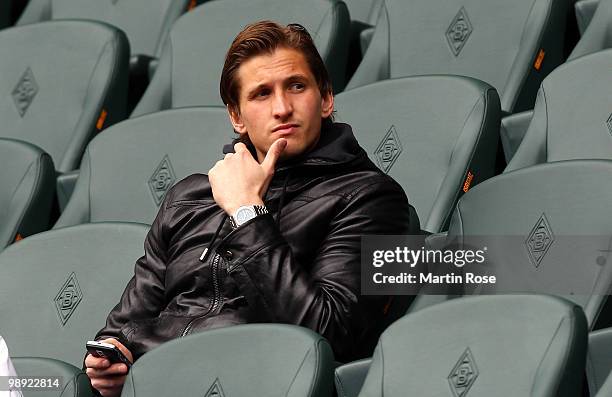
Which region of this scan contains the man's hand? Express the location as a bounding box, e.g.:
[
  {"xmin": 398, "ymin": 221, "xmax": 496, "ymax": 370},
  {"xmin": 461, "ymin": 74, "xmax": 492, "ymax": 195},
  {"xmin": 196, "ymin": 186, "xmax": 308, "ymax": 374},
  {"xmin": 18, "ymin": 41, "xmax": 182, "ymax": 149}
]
[
  {"xmin": 85, "ymin": 338, "xmax": 133, "ymax": 397},
  {"xmin": 209, "ymin": 139, "xmax": 287, "ymax": 215}
]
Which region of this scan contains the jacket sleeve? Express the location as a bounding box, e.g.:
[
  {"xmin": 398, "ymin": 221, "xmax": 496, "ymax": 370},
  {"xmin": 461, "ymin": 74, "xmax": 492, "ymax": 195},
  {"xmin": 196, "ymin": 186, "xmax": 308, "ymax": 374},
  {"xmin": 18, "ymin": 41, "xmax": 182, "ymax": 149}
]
[
  {"xmin": 94, "ymin": 193, "xmax": 171, "ymax": 345},
  {"xmin": 217, "ymin": 177, "xmax": 420, "ymax": 360}
]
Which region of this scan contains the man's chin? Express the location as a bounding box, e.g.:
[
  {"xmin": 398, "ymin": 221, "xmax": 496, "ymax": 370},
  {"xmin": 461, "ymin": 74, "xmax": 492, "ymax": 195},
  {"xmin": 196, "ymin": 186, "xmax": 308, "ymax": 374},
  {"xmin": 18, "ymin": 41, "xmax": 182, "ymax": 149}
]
[
  {"xmin": 277, "ymin": 142, "xmax": 308, "ymax": 162},
  {"xmin": 278, "ymin": 147, "xmax": 301, "ymax": 161}
]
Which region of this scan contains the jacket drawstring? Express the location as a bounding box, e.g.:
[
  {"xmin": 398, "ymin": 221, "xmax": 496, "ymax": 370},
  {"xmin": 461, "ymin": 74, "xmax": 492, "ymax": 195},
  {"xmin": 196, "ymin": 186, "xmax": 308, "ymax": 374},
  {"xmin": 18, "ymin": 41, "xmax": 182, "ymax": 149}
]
[{"xmin": 200, "ymin": 214, "xmax": 228, "ymax": 262}]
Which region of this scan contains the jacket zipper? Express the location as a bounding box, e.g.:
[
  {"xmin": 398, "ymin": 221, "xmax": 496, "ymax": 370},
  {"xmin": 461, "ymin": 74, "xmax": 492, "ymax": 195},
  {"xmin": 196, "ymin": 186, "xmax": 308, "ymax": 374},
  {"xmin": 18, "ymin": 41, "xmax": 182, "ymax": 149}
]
[{"xmin": 180, "ymin": 252, "xmax": 223, "ymax": 337}]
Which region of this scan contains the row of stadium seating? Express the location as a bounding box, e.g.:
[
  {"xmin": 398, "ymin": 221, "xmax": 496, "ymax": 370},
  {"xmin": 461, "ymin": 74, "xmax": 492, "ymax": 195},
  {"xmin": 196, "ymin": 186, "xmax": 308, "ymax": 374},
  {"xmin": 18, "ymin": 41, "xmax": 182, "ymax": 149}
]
[
  {"xmin": 1, "ymin": 0, "xmax": 612, "ymax": 239},
  {"xmin": 2, "ymin": 0, "xmax": 612, "ymax": 396},
  {"xmin": 3, "ymin": 30, "xmax": 612, "ymax": 245},
  {"xmin": 3, "ymin": 154, "xmax": 612, "ymax": 396},
  {"xmin": 0, "ymin": 276, "xmax": 600, "ymax": 396}
]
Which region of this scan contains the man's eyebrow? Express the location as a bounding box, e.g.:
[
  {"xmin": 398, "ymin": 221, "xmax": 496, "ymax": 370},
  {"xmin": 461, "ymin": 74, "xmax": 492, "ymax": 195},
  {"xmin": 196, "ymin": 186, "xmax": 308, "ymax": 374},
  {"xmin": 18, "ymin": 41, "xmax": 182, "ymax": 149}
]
[
  {"xmin": 245, "ymin": 74, "xmax": 309, "ymax": 97},
  {"xmin": 286, "ymin": 74, "xmax": 308, "ymax": 82},
  {"xmin": 246, "ymin": 84, "xmax": 268, "ymax": 97}
]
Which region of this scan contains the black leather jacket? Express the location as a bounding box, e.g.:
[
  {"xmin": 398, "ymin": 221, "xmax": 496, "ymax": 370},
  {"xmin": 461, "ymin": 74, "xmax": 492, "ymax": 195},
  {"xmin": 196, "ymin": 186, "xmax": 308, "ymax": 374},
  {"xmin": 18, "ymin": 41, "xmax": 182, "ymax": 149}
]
[{"xmin": 96, "ymin": 122, "xmax": 420, "ymax": 362}]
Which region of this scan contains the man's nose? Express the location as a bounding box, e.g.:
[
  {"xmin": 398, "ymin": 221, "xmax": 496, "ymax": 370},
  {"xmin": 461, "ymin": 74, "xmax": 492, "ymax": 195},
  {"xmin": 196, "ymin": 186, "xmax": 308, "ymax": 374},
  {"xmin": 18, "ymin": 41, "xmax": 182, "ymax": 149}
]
[{"xmin": 272, "ymin": 93, "xmax": 292, "ymax": 118}]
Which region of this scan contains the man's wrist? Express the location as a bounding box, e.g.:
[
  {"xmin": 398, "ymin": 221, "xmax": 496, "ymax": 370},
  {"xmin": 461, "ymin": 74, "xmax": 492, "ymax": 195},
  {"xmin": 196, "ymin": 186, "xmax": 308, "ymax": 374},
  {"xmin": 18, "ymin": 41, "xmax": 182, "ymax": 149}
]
[
  {"xmin": 229, "ymin": 204, "xmax": 269, "ymax": 229},
  {"xmin": 225, "ymin": 198, "xmax": 264, "ymax": 216}
]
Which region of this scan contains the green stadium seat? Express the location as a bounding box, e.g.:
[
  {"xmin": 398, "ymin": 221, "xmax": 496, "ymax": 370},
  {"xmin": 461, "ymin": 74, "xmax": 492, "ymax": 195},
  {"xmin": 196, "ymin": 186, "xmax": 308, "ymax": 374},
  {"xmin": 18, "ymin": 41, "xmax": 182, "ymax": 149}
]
[
  {"xmin": 120, "ymin": 324, "xmax": 334, "ymax": 397},
  {"xmin": 131, "ymin": 0, "xmax": 350, "ymax": 116},
  {"xmin": 334, "ymin": 76, "xmax": 500, "ymax": 232},
  {"xmin": 0, "ymin": 223, "xmax": 149, "ymax": 368},
  {"xmin": 16, "ymin": 0, "xmax": 192, "ymax": 60},
  {"xmin": 0, "ymin": 21, "xmax": 129, "ymax": 173},
  {"xmin": 506, "ymin": 49, "xmax": 612, "ymax": 172},
  {"xmin": 55, "ymin": 107, "xmax": 230, "ymax": 228},
  {"xmin": 346, "ymin": 0, "xmax": 571, "ymax": 113},
  {"xmin": 352, "ymin": 295, "xmax": 587, "ymax": 397},
  {"xmin": 0, "ymin": 138, "xmax": 55, "ymax": 251},
  {"xmin": 11, "ymin": 357, "xmax": 94, "ymax": 397},
  {"xmin": 569, "ymin": 0, "xmax": 612, "ymax": 60}
]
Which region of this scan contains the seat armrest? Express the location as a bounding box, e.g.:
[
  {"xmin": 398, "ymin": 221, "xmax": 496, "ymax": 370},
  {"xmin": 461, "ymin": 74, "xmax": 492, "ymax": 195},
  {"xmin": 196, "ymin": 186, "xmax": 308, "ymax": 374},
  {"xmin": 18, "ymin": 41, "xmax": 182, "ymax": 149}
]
[
  {"xmin": 576, "ymin": 0, "xmax": 600, "ymax": 35},
  {"xmin": 57, "ymin": 170, "xmax": 80, "ymax": 212},
  {"xmin": 359, "ymin": 26, "xmax": 375, "ymax": 55},
  {"xmin": 335, "ymin": 358, "xmax": 372, "ymax": 397},
  {"xmin": 500, "ymin": 110, "xmax": 534, "ymax": 163},
  {"xmin": 128, "ymin": 55, "xmax": 157, "ymax": 113},
  {"xmin": 425, "ymin": 231, "xmax": 448, "ymax": 250},
  {"xmin": 130, "ymin": 54, "xmax": 156, "ymax": 78}
]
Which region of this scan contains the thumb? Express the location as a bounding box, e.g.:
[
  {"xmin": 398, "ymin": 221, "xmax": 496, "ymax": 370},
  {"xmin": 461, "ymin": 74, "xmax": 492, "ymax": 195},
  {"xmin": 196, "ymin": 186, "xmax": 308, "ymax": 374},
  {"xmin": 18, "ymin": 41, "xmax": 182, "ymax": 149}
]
[
  {"xmin": 261, "ymin": 138, "xmax": 287, "ymax": 172},
  {"xmin": 103, "ymin": 338, "xmax": 133, "ymax": 363}
]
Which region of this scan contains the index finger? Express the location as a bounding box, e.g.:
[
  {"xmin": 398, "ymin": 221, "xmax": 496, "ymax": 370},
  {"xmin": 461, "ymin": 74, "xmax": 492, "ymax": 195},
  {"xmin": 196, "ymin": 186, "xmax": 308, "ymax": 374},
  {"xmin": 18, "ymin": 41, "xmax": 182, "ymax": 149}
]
[
  {"xmin": 261, "ymin": 138, "xmax": 287, "ymax": 173},
  {"xmin": 233, "ymin": 142, "xmax": 248, "ymax": 153},
  {"xmin": 85, "ymin": 354, "xmax": 110, "ymax": 369},
  {"xmin": 87, "ymin": 363, "xmax": 129, "ymax": 377}
]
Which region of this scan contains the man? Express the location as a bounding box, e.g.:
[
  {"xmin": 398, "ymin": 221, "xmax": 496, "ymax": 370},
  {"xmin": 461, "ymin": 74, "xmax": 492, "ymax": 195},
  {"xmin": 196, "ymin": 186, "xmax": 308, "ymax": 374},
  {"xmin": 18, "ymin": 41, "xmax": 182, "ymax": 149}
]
[{"xmin": 86, "ymin": 21, "xmax": 420, "ymax": 396}]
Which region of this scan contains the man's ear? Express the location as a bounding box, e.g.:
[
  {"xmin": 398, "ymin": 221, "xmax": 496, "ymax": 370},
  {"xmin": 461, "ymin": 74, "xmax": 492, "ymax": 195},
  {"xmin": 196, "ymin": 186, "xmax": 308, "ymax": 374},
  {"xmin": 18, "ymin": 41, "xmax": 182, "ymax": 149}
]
[
  {"xmin": 321, "ymin": 91, "xmax": 334, "ymax": 118},
  {"xmin": 227, "ymin": 105, "xmax": 247, "ymax": 134}
]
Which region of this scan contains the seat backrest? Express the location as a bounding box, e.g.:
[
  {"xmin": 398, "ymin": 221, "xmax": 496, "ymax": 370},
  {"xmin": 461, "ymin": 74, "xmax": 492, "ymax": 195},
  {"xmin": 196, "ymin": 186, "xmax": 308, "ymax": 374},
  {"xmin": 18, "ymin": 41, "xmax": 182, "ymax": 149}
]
[
  {"xmin": 448, "ymin": 160, "xmax": 612, "ymax": 326},
  {"xmin": 11, "ymin": 357, "xmax": 94, "ymax": 397},
  {"xmin": 17, "ymin": 0, "xmax": 191, "ymax": 58},
  {"xmin": 0, "ymin": 138, "xmax": 55, "ymax": 250},
  {"xmin": 55, "ymin": 107, "xmax": 231, "ymax": 228},
  {"xmin": 358, "ymin": 295, "xmax": 587, "ymax": 397},
  {"xmin": 0, "ymin": 21, "xmax": 128, "ymax": 173},
  {"xmin": 0, "ymin": 223, "xmax": 149, "ymax": 367},
  {"xmin": 344, "ymin": 0, "xmax": 382, "ymax": 25},
  {"xmin": 334, "ymin": 76, "xmax": 500, "ymax": 232},
  {"xmin": 506, "ymin": 49, "xmax": 612, "ymax": 172},
  {"xmin": 347, "ymin": 0, "xmax": 570, "ymax": 113},
  {"xmin": 131, "ymin": 0, "xmax": 350, "ymax": 117},
  {"xmin": 569, "ymin": 0, "xmax": 612, "ymax": 60},
  {"xmin": 121, "ymin": 324, "xmax": 334, "ymax": 397}
]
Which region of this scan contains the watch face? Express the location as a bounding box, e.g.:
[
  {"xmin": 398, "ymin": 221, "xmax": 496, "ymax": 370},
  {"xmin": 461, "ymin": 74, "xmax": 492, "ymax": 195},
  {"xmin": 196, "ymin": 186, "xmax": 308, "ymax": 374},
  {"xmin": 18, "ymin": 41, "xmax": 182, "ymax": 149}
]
[{"xmin": 236, "ymin": 207, "xmax": 257, "ymax": 224}]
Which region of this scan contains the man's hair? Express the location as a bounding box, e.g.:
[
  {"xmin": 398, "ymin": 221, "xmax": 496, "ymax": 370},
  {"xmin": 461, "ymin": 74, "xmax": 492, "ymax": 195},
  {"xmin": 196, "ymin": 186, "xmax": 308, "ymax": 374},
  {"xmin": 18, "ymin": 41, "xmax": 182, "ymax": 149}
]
[{"xmin": 220, "ymin": 20, "xmax": 333, "ymax": 112}]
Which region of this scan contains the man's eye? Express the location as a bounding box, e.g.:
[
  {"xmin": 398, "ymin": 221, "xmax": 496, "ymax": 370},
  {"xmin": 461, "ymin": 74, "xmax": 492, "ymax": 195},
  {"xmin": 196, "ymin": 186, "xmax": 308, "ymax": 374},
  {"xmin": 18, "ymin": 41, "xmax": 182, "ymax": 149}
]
[
  {"xmin": 254, "ymin": 90, "xmax": 270, "ymax": 99},
  {"xmin": 289, "ymin": 83, "xmax": 305, "ymax": 91}
]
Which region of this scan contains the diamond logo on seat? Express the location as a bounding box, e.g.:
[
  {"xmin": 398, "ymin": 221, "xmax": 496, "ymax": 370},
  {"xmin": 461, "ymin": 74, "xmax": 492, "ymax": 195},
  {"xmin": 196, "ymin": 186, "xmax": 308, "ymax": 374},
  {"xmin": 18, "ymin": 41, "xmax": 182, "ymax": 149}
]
[
  {"xmin": 446, "ymin": 7, "xmax": 473, "ymax": 56},
  {"xmin": 12, "ymin": 68, "xmax": 38, "ymax": 117},
  {"xmin": 148, "ymin": 155, "xmax": 176, "ymax": 206},
  {"xmin": 54, "ymin": 272, "xmax": 83, "ymax": 326},
  {"xmin": 374, "ymin": 125, "xmax": 403, "ymax": 174},
  {"xmin": 204, "ymin": 378, "xmax": 225, "ymax": 397},
  {"xmin": 448, "ymin": 348, "xmax": 478, "ymax": 397},
  {"xmin": 606, "ymin": 113, "xmax": 612, "ymax": 136},
  {"xmin": 525, "ymin": 213, "xmax": 554, "ymax": 268}
]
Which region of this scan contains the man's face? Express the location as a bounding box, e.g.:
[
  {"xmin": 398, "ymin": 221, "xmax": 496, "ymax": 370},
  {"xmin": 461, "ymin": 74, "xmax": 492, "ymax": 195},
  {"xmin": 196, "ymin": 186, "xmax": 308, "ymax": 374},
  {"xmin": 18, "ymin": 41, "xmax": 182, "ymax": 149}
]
[{"xmin": 228, "ymin": 47, "xmax": 334, "ymax": 162}]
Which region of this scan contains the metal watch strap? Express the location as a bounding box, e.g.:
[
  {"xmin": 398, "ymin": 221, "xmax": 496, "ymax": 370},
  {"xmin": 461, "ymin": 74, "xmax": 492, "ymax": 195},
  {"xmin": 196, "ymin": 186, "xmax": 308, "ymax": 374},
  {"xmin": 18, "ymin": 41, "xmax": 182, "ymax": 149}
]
[{"xmin": 229, "ymin": 205, "xmax": 268, "ymax": 229}]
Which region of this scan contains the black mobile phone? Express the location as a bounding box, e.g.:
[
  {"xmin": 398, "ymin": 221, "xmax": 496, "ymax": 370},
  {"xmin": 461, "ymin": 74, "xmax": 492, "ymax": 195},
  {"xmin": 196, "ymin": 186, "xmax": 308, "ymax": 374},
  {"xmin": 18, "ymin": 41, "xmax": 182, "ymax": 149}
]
[{"xmin": 86, "ymin": 341, "xmax": 132, "ymax": 367}]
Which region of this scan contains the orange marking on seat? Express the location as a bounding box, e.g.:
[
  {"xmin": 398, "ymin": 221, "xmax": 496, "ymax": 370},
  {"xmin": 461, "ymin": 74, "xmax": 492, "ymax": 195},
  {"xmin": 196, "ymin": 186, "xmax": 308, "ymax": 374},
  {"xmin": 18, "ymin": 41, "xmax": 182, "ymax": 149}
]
[
  {"xmin": 534, "ymin": 49, "xmax": 545, "ymax": 71},
  {"xmin": 96, "ymin": 109, "xmax": 108, "ymax": 131},
  {"xmin": 462, "ymin": 171, "xmax": 474, "ymax": 193}
]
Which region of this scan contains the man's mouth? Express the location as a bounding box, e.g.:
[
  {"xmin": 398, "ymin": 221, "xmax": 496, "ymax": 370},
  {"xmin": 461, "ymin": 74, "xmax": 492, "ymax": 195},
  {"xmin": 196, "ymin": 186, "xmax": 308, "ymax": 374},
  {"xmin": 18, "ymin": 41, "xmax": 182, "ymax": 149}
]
[{"xmin": 272, "ymin": 123, "xmax": 299, "ymax": 134}]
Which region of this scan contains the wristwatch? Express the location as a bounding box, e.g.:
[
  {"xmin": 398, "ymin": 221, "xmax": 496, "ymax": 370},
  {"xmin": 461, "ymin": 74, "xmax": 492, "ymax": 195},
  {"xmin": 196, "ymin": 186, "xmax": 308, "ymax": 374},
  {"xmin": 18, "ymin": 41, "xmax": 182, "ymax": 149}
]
[{"xmin": 229, "ymin": 205, "xmax": 269, "ymax": 229}]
